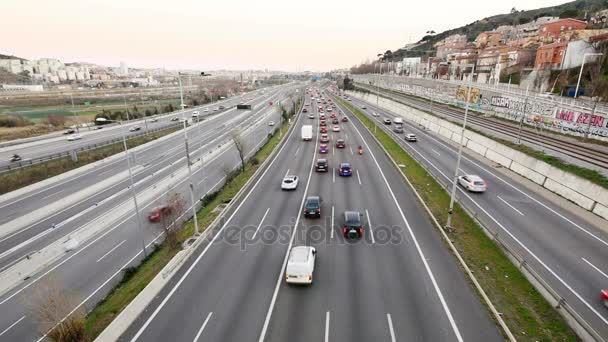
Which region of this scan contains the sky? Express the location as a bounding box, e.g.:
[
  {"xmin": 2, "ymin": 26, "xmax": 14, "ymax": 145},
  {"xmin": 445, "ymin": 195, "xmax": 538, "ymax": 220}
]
[{"xmin": 1, "ymin": 0, "xmax": 570, "ymax": 72}]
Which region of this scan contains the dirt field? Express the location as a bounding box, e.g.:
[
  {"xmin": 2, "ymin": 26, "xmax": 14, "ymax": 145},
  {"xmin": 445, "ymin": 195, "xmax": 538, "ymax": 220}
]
[{"xmin": 0, "ymin": 125, "xmax": 62, "ymax": 142}]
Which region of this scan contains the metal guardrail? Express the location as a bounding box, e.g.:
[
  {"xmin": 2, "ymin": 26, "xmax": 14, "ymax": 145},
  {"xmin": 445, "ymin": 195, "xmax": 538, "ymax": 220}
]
[
  {"xmin": 0, "ymin": 123, "xmax": 182, "ymax": 174},
  {"xmin": 342, "ymin": 95, "xmax": 606, "ymax": 342}
]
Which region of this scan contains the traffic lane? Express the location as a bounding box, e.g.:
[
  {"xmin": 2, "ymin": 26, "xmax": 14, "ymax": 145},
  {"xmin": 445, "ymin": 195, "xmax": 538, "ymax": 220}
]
[
  {"xmin": 357, "ymin": 97, "xmax": 608, "ymax": 333},
  {"xmin": 0, "ymin": 131, "xmax": 248, "ymax": 341},
  {"xmin": 120, "ymin": 108, "xmax": 312, "ymax": 341},
  {"xmin": 337, "ymin": 95, "xmax": 502, "ymax": 340}
]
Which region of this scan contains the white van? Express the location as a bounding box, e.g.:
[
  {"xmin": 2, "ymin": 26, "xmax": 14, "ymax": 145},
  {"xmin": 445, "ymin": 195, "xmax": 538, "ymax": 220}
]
[
  {"xmin": 301, "ymin": 125, "xmax": 313, "ymax": 141},
  {"xmin": 394, "ymin": 117, "xmax": 403, "ymax": 125},
  {"xmin": 285, "ymin": 246, "xmax": 316, "ymax": 284}
]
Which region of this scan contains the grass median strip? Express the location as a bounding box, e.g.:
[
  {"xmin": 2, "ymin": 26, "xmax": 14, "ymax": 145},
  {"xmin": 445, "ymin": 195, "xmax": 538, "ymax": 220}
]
[
  {"xmin": 337, "ymin": 97, "xmax": 577, "ymax": 341},
  {"xmin": 357, "ymin": 85, "xmax": 608, "ymax": 189},
  {"xmin": 83, "ymin": 114, "xmax": 294, "ymax": 340},
  {"xmin": 0, "ymin": 126, "xmax": 179, "ymax": 195}
]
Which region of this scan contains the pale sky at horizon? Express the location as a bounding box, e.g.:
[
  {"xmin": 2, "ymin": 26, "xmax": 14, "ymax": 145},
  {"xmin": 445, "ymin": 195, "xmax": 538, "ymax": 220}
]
[{"xmin": 2, "ymin": 0, "xmax": 569, "ymax": 72}]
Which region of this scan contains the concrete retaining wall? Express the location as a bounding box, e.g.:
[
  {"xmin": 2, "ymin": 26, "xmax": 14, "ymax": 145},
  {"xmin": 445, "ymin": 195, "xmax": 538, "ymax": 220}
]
[{"xmin": 347, "ymin": 90, "xmax": 608, "ymax": 221}]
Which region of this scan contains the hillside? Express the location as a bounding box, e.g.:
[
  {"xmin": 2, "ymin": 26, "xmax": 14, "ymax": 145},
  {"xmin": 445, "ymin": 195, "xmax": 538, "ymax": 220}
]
[{"xmin": 390, "ymin": 0, "xmax": 608, "ymax": 60}]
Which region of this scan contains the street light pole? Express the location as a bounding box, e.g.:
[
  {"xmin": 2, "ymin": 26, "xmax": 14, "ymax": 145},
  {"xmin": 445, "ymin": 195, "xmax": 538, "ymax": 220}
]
[
  {"xmin": 585, "ymin": 97, "xmax": 600, "ymax": 139},
  {"xmin": 445, "ymin": 64, "xmax": 475, "ymax": 231},
  {"xmin": 516, "ymin": 85, "xmax": 530, "ymax": 144},
  {"xmin": 69, "ymin": 94, "xmax": 80, "ymax": 133},
  {"xmin": 575, "ymin": 53, "xmax": 603, "ymax": 98}
]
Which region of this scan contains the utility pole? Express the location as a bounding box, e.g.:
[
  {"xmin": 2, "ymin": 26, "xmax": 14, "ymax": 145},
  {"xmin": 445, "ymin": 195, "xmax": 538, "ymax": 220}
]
[
  {"xmin": 445, "ymin": 64, "xmax": 475, "ymax": 231},
  {"xmin": 70, "ymin": 94, "xmax": 80, "ymax": 133},
  {"xmin": 123, "ymin": 95, "xmax": 130, "ymax": 121},
  {"xmin": 585, "ymin": 97, "xmax": 599, "ymax": 139},
  {"xmin": 516, "ymin": 86, "xmax": 530, "ymax": 144}
]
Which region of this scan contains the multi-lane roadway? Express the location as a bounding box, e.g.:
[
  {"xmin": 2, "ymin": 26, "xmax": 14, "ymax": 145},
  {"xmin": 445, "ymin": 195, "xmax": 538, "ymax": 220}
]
[
  {"xmin": 0, "ymin": 84, "xmax": 301, "ymax": 341},
  {"xmin": 343, "ymin": 92, "xmax": 608, "ymax": 338},
  {"xmin": 120, "ymin": 90, "xmax": 501, "ymax": 341}
]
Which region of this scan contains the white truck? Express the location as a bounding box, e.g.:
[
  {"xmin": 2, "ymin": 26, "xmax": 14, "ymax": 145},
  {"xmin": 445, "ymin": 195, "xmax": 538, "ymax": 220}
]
[
  {"xmin": 301, "ymin": 125, "xmax": 313, "ymax": 141},
  {"xmin": 394, "ymin": 117, "xmax": 403, "ymax": 125}
]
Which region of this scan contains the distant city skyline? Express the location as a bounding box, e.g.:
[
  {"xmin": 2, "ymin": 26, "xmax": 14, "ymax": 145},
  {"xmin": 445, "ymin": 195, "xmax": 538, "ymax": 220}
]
[{"xmin": 2, "ymin": 0, "xmax": 570, "ymax": 71}]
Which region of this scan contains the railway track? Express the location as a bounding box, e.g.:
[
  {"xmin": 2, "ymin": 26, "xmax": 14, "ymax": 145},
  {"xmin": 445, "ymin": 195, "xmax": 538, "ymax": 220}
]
[{"xmin": 357, "ymin": 84, "xmax": 608, "ymax": 170}]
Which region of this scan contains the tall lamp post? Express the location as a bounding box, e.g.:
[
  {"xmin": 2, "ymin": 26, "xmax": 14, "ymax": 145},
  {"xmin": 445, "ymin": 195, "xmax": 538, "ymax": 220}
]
[
  {"xmin": 177, "ymin": 72, "xmax": 200, "ymax": 236},
  {"xmin": 95, "ymin": 117, "xmax": 147, "ymax": 257},
  {"xmin": 574, "ymin": 53, "xmax": 603, "ymax": 98},
  {"xmin": 445, "ymin": 64, "xmax": 476, "ymax": 231}
]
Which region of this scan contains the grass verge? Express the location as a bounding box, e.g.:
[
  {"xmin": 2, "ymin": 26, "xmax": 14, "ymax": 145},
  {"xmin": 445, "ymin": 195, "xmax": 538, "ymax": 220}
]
[
  {"xmin": 355, "ymin": 85, "xmax": 608, "ymax": 189},
  {"xmin": 336, "ymin": 97, "xmax": 578, "ymax": 341},
  {"xmin": 83, "ymin": 108, "xmax": 296, "ymax": 340},
  {"xmin": 0, "ymin": 126, "xmax": 180, "ymax": 195}
]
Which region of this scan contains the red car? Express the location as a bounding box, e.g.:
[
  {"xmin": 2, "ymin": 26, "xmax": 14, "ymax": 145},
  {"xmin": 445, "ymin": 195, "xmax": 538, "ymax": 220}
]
[
  {"xmin": 341, "ymin": 116, "xmax": 348, "ymax": 122},
  {"xmin": 330, "ymin": 113, "xmax": 336, "ymax": 118},
  {"xmin": 303, "ymin": 108, "xmax": 308, "ymax": 113},
  {"xmin": 336, "ymin": 139, "xmax": 345, "ymax": 148},
  {"xmin": 148, "ymin": 206, "xmax": 173, "ymax": 222},
  {"xmin": 320, "ymin": 126, "xmax": 328, "ymax": 133},
  {"xmin": 320, "ymin": 120, "xmax": 327, "ymax": 126},
  {"xmin": 602, "ymin": 289, "xmax": 608, "ymax": 308}
]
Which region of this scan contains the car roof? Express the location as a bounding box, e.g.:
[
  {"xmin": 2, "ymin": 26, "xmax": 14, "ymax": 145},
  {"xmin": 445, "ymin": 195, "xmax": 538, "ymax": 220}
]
[
  {"xmin": 317, "ymin": 158, "xmax": 327, "ymax": 163},
  {"xmin": 466, "ymin": 175, "xmax": 484, "ymax": 181},
  {"xmin": 344, "ymin": 211, "xmax": 361, "ymax": 223},
  {"xmin": 284, "ymin": 175, "xmax": 297, "ymax": 180},
  {"xmin": 289, "ymin": 246, "xmax": 312, "ymax": 263},
  {"xmin": 307, "ymin": 196, "xmax": 320, "ymax": 202},
  {"xmin": 340, "ymin": 162, "xmax": 351, "ymax": 167}
]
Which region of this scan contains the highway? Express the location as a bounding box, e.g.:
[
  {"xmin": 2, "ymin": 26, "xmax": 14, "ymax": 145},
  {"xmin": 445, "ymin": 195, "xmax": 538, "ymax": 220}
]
[
  {"xmin": 0, "ymin": 83, "xmax": 302, "ymax": 341},
  {"xmin": 343, "ymin": 92, "xmax": 608, "ymax": 338},
  {"xmin": 120, "ymin": 90, "xmax": 501, "ymax": 341},
  {"xmin": 0, "ymin": 89, "xmax": 266, "ymax": 169}
]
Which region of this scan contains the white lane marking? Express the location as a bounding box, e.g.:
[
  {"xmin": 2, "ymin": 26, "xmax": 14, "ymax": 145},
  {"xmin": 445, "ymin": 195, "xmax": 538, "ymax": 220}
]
[
  {"xmin": 331, "ymin": 206, "xmax": 335, "ymax": 239},
  {"xmin": 497, "ymin": 196, "xmax": 524, "ymax": 216},
  {"xmin": 332, "ymin": 168, "xmax": 335, "ymax": 183},
  {"xmin": 197, "ymin": 177, "xmax": 208, "ymax": 187},
  {"xmin": 192, "ymin": 312, "xmax": 213, "ymax": 342},
  {"xmin": 349, "ymin": 146, "xmax": 354, "ymax": 155},
  {"xmin": 253, "ymin": 208, "xmax": 270, "ymax": 239},
  {"xmin": 284, "ymin": 169, "xmax": 290, "ymax": 178},
  {"xmin": 431, "ymin": 148, "xmax": 441, "ymax": 156},
  {"xmin": 324, "ymin": 311, "xmax": 330, "ymax": 342},
  {"xmin": 332, "ymin": 147, "xmax": 335, "ymax": 156},
  {"xmin": 356, "ymin": 170, "xmax": 362, "ymax": 185},
  {"xmin": 96, "ymin": 239, "xmax": 126, "ymax": 263},
  {"xmin": 258, "ymin": 117, "xmax": 319, "ymax": 342},
  {"xmin": 387, "ymin": 313, "xmax": 396, "ymax": 342},
  {"xmin": 457, "ymin": 168, "xmax": 468, "ymax": 175},
  {"xmin": 130, "ymin": 104, "xmax": 305, "ymax": 342},
  {"xmin": 40, "ymin": 189, "xmax": 64, "ymax": 201},
  {"xmin": 0, "ymin": 315, "xmax": 25, "ymax": 337},
  {"xmin": 582, "ymin": 258, "xmax": 608, "ymax": 280},
  {"xmin": 349, "ymin": 113, "xmax": 463, "ymax": 341},
  {"xmin": 404, "ymin": 143, "xmax": 608, "ymax": 326},
  {"xmin": 294, "ymin": 147, "xmax": 300, "ymax": 156},
  {"xmin": 365, "ymin": 209, "xmax": 375, "ymax": 244},
  {"xmin": 403, "ymin": 119, "xmax": 608, "ymax": 248},
  {"xmin": 98, "ymin": 168, "xmax": 115, "ymax": 177}
]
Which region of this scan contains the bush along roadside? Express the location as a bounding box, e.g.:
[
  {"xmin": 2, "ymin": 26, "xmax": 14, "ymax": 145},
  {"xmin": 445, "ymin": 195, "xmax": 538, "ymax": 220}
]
[
  {"xmin": 82, "ymin": 100, "xmax": 300, "ymax": 341},
  {"xmin": 336, "ymin": 97, "xmax": 578, "ymax": 341},
  {"xmin": 354, "ymin": 85, "xmax": 608, "ymax": 190},
  {"xmin": 0, "ymin": 126, "xmax": 181, "ymax": 195}
]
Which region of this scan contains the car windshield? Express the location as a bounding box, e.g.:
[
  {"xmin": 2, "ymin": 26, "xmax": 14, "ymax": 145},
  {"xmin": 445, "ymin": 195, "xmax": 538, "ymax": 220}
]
[
  {"xmin": 284, "ymin": 179, "xmax": 293, "ymax": 183},
  {"xmin": 473, "ymin": 181, "xmax": 485, "ymax": 186},
  {"xmin": 306, "ymin": 201, "xmax": 319, "ymax": 209}
]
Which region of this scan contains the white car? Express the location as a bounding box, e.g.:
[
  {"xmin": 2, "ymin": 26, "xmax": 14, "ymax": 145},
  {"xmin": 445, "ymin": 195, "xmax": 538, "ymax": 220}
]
[
  {"xmin": 149, "ymin": 118, "xmax": 159, "ymax": 123},
  {"xmin": 405, "ymin": 133, "xmax": 417, "ymax": 142},
  {"xmin": 213, "ymin": 107, "xmax": 219, "ymax": 111},
  {"xmin": 203, "ymin": 108, "xmax": 209, "ymax": 112},
  {"xmin": 67, "ymin": 134, "xmax": 82, "ymax": 141},
  {"xmin": 268, "ymin": 121, "xmax": 275, "ymax": 126},
  {"xmin": 332, "ymin": 125, "xmax": 340, "ymax": 132},
  {"xmin": 129, "ymin": 126, "xmax": 142, "ymax": 132},
  {"xmin": 192, "ymin": 111, "xmax": 199, "ymax": 117},
  {"xmin": 285, "ymin": 246, "xmax": 316, "ymax": 285},
  {"xmin": 281, "ymin": 175, "xmax": 299, "ymax": 190},
  {"xmin": 361, "ymin": 105, "xmax": 367, "ymax": 109},
  {"xmin": 458, "ymin": 175, "xmax": 487, "ymax": 192},
  {"xmin": 372, "ymin": 112, "xmax": 380, "ymax": 117}
]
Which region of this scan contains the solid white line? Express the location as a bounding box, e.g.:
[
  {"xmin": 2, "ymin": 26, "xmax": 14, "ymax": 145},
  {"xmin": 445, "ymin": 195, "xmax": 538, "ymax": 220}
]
[
  {"xmin": 284, "ymin": 169, "xmax": 290, "ymax": 178},
  {"xmin": 349, "ymin": 114, "xmax": 463, "ymax": 341},
  {"xmin": 98, "ymin": 168, "xmax": 115, "ymax": 177},
  {"xmin": 332, "ymin": 168, "xmax": 335, "ymax": 183},
  {"xmin": 349, "ymin": 146, "xmax": 354, "ymax": 155},
  {"xmin": 192, "ymin": 312, "xmax": 213, "ymax": 342},
  {"xmin": 365, "ymin": 209, "xmax": 375, "ymax": 244},
  {"xmin": 253, "ymin": 208, "xmax": 270, "ymax": 239},
  {"xmin": 0, "ymin": 315, "xmax": 25, "ymax": 337},
  {"xmin": 404, "ymin": 143, "xmax": 608, "ymax": 326},
  {"xmin": 197, "ymin": 177, "xmax": 208, "ymax": 187},
  {"xmin": 130, "ymin": 107, "xmax": 305, "ymax": 342},
  {"xmin": 497, "ymin": 196, "xmax": 524, "ymax": 216},
  {"xmin": 294, "ymin": 146, "xmax": 300, "ymax": 156},
  {"xmin": 431, "ymin": 148, "xmax": 441, "ymax": 156},
  {"xmin": 387, "ymin": 313, "xmax": 396, "ymax": 342},
  {"xmin": 356, "ymin": 170, "xmax": 362, "ymax": 185},
  {"xmin": 331, "ymin": 206, "xmax": 335, "ymax": 239},
  {"xmin": 96, "ymin": 239, "xmax": 126, "ymax": 263},
  {"xmin": 324, "ymin": 311, "xmax": 330, "ymax": 342},
  {"xmin": 258, "ymin": 115, "xmax": 318, "ymax": 342},
  {"xmin": 582, "ymin": 258, "xmax": 608, "ymax": 280},
  {"xmin": 40, "ymin": 189, "xmax": 64, "ymax": 201}
]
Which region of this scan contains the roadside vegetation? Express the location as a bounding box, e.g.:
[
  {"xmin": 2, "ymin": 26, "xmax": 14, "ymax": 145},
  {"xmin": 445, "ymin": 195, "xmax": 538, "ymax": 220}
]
[
  {"xmin": 82, "ymin": 99, "xmax": 301, "ymax": 341},
  {"xmin": 0, "ymin": 126, "xmax": 180, "ymax": 195},
  {"xmin": 336, "ymin": 97, "xmax": 577, "ymax": 341}
]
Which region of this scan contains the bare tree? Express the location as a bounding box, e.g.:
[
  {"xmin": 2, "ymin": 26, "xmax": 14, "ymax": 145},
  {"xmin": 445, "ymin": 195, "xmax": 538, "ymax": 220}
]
[
  {"xmin": 231, "ymin": 130, "xmax": 247, "ymax": 173},
  {"xmin": 25, "ymin": 276, "xmax": 86, "ymax": 342},
  {"xmin": 160, "ymin": 192, "xmax": 187, "ymax": 249}
]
